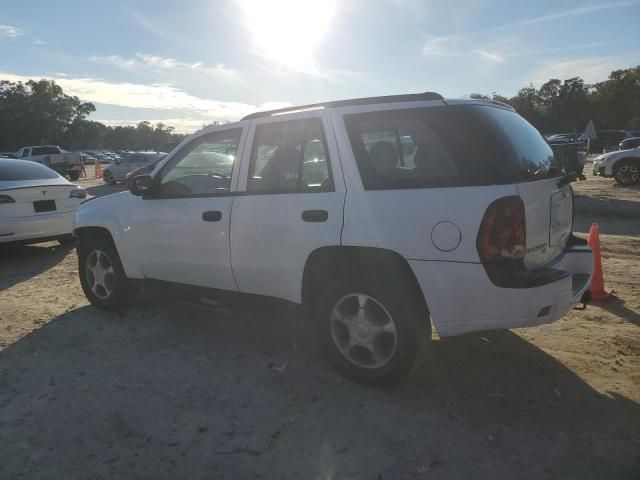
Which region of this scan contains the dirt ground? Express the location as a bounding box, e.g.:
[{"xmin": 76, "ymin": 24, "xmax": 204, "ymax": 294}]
[{"xmin": 0, "ymin": 164, "xmax": 638, "ymax": 479}]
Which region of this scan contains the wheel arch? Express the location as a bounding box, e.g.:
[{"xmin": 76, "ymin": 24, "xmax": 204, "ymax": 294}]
[
  {"xmin": 614, "ymin": 156, "xmax": 640, "ymax": 166},
  {"xmin": 301, "ymin": 245, "xmax": 429, "ymax": 320}
]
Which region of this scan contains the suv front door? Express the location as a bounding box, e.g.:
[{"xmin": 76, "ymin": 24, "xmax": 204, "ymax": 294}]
[
  {"xmin": 230, "ymin": 113, "xmax": 345, "ymax": 303},
  {"xmin": 127, "ymin": 125, "xmax": 247, "ymax": 290}
]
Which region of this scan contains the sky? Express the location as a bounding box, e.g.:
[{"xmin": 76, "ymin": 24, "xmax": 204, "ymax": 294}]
[{"xmin": 1, "ymin": 0, "xmax": 639, "ymax": 132}]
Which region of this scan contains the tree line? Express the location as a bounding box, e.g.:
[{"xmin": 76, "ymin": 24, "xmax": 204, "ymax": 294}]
[
  {"xmin": 0, "ymin": 79, "xmax": 186, "ymax": 152},
  {"xmin": 1, "ymin": 66, "xmax": 639, "ymax": 152},
  {"xmin": 470, "ymin": 65, "xmax": 640, "ymax": 134}
]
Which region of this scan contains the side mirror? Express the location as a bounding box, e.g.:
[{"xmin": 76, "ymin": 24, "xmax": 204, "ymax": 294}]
[{"xmin": 130, "ymin": 175, "xmax": 154, "ymax": 196}]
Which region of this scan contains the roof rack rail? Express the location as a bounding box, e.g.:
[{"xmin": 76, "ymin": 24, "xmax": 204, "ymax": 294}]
[{"xmin": 241, "ymin": 91, "xmax": 444, "ymax": 120}]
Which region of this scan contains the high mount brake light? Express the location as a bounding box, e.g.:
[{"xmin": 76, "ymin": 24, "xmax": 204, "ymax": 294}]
[{"xmin": 476, "ymin": 196, "xmax": 526, "ymax": 264}]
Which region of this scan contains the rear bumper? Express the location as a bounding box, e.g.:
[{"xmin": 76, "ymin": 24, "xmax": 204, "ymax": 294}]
[
  {"xmin": 409, "ymin": 246, "xmax": 593, "ymax": 337},
  {"xmin": 0, "ymin": 211, "xmax": 74, "ymax": 243}
]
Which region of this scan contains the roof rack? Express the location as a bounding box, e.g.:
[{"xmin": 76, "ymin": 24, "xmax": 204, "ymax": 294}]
[{"xmin": 241, "ymin": 92, "xmax": 444, "ymax": 120}]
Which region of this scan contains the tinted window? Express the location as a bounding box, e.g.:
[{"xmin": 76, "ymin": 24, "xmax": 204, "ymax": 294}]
[
  {"xmin": 248, "ymin": 118, "xmax": 332, "ymax": 193},
  {"xmin": 32, "ymin": 146, "xmax": 61, "ymax": 156},
  {"xmin": 159, "ymin": 128, "xmax": 241, "ymax": 196},
  {"xmin": 344, "ymin": 106, "xmax": 507, "ymax": 189},
  {"xmin": 0, "ymin": 160, "xmax": 59, "ymax": 181},
  {"xmin": 469, "ymin": 105, "xmax": 560, "ymax": 181}
]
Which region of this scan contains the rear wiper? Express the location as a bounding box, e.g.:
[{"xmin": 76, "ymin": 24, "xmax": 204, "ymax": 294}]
[{"xmin": 557, "ymin": 172, "xmax": 578, "ymax": 188}]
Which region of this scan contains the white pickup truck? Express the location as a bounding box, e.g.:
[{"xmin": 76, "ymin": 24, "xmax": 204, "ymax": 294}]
[{"xmin": 14, "ymin": 145, "xmax": 83, "ymax": 181}]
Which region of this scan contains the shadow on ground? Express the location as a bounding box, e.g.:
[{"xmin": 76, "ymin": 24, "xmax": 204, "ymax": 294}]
[
  {"xmin": 574, "ymin": 193, "xmax": 639, "ymax": 220},
  {"xmin": 0, "ymin": 242, "xmax": 75, "ymax": 293},
  {"xmin": 596, "ymin": 296, "xmax": 640, "ymax": 327},
  {"xmin": 0, "ymin": 298, "xmax": 638, "ymax": 479}
]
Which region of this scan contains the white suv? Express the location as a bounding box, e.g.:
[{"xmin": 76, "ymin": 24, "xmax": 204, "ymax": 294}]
[{"xmin": 74, "ymin": 93, "xmax": 593, "ymax": 385}]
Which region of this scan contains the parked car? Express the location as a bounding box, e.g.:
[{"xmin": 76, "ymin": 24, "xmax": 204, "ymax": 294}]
[
  {"xmin": 592, "ymin": 147, "xmax": 640, "ymax": 185},
  {"xmin": 546, "ymin": 133, "xmax": 584, "ymax": 144},
  {"xmin": 13, "ymin": 145, "xmax": 83, "ymax": 180},
  {"xmin": 619, "ymin": 137, "xmax": 640, "ymax": 151},
  {"xmin": 80, "ymin": 153, "xmax": 97, "ymax": 165},
  {"xmin": 103, "ymin": 152, "xmax": 166, "ymax": 184},
  {"xmin": 588, "ymin": 130, "xmax": 640, "ymax": 153},
  {"xmin": 124, "ymin": 157, "xmax": 164, "ymax": 189},
  {"xmin": 74, "ymin": 93, "xmax": 593, "ymax": 385},
  {"xmin": 0, "ymin": 158, "xmax": 85, "ymax": 244}
]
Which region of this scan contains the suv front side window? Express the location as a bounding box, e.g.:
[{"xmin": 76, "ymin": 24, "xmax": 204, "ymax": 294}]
[
  {"xmin": 158, "ymin": 128, "xmax": 242, "ymax": 197},
  {"xmin": 247, "ymin": 118, "xmax": 333, "ymax": 193}
]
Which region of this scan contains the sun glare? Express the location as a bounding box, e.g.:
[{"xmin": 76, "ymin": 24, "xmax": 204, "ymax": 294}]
[{"xmin": 239, "ymin": 0, "xmax": 336, "ymax": 74}]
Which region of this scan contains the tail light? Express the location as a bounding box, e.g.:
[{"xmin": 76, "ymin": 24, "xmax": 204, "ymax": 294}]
[{"xmin": 476, "ymin": 196, "xmax": 526, "ymax": 264}]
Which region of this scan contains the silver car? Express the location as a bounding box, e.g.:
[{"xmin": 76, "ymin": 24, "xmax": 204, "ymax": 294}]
[{"xmin": 103, "ymin": 152, "xmax": 165, "ymax": 184}]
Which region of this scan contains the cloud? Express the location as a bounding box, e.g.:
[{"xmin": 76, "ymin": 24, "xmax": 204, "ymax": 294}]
[
  {"xmin": 473, "ymin": 50, "xmax": 505, "ymax": 63},
  {"xmin": 89, "ymin": 53, "xmax": 237, "ymax": 78},
  {"xmin": 422, "ymin": 1, "xmax": 638, "ymax": 63},
  {"xmin": 0, "ymin": 24, "xmax": 23, "ymax": 38},
  {"xmin": 0, "ymin": 71, "xmax": 291, "ymax": 131},
  {"xmin": 494, "ymin": 1, "xmax": 640, "ymax": 31},
  {"xmin": 532, "ymin": 56, "xmax": 638, "ymax": 85}
]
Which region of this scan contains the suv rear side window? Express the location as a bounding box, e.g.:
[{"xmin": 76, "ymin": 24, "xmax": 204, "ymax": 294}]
[
  {"xmin": 248, "ymin": 118, "xmax": 333, "ymax": 193},
  {"xmin": 344, "ymin": 106, "xmax": 505, "ymax": 189},
  {"xmin": 344, "ymin": 105, "xmax": 559, "ymax": 189}
]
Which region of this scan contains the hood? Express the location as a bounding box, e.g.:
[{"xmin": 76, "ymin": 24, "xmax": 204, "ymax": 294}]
[{"xmin": 596, "ymin": 148, "xmax": 640, "ymax": 162}]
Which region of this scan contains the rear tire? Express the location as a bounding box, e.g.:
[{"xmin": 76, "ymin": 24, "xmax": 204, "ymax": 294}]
[
  {"xmin": 314, "ymin": 275, "xmax": 429, "ymax": 387},
  {"xmin": 68, "ymin": 171, "xmax": 80, "ymax": 181},
  {"xmin": 613, "ymin": 159, "xmax": 640, "ymax": 185},
  {"xmin": 77, "ymin": 236, "xmax": 135, "ymax": 309},
  {"xmin": 103, "ymin": 171, "xmax": 115, "ymax": 185}
]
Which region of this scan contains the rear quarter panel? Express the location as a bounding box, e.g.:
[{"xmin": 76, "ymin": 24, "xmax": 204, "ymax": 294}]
[{"xmin": 341, "ymin": 185, "xmax": 517, "ymax": 262}]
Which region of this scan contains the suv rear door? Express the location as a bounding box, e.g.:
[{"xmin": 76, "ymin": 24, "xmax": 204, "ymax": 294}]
[
  {"xmin": 230, "ymin": 112, "xmax": 345, "ymax": 303},
  {"xmin": 471, "ymin": 105, "xmax": 572, "ymax": 268}
]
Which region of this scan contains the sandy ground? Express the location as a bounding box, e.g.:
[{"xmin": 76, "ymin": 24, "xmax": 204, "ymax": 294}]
[{"xmin": 0, "ymin": 164, "xmax": 638, "ymax": 479}]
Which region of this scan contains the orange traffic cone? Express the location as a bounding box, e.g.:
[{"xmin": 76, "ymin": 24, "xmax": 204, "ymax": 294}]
[
  {"xmin": 587, "ymin": 223, "xmax": 614, "ymax": 302},
  {"xmin": 95, "ymin": 162, "xmax": 103, "ymax": 179}
]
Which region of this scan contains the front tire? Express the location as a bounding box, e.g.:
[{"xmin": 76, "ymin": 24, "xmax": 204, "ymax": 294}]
[
  {"xmin": 315, "ymin": 276, "xmax": 429, "ymax": 387},
  {"xmin": 614, "ymin": 159, "xmax": 640, "ymax": 185},
  {"xmin": 103, "ymin": 171, "xmax": 115, "ymax": 185},
  {"xmin": 78, "ymin": 236, "xmax": 134, "ymax": 309}
]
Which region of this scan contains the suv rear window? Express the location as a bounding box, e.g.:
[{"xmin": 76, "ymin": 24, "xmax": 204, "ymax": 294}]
[{"xmin": 344, "ymin": 105, "xmax": 559, "ymax": 190}]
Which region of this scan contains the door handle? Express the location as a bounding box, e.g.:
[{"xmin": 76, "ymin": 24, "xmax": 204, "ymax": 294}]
[
  {"xmin": 301, "ymin": 210, "xmax": 328, "ymax": 222},
  {"xmin": 202, "ymin": 211, "xmax": 222, "ymax": 222}
]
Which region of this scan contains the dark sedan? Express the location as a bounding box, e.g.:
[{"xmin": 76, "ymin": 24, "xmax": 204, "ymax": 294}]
[
  {"xmin": 619, "ymin": 137, "xmax": 640, "ymax": 151},
  {"xmin": 124, "ymin": 156, "xmax": 164, "ymax": 188}
]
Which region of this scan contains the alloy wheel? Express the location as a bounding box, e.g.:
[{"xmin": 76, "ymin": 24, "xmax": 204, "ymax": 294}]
[
  {"xmin": 616, "ymin": 164, "xmax": 639, "ymax": 184},
  {"xmin": 85, "ymin": 249, "xmax": 115, "ymax": 299},
  {"xmin": 330, "ymin": 293, "xmax": 398, "ymax": 369}
]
